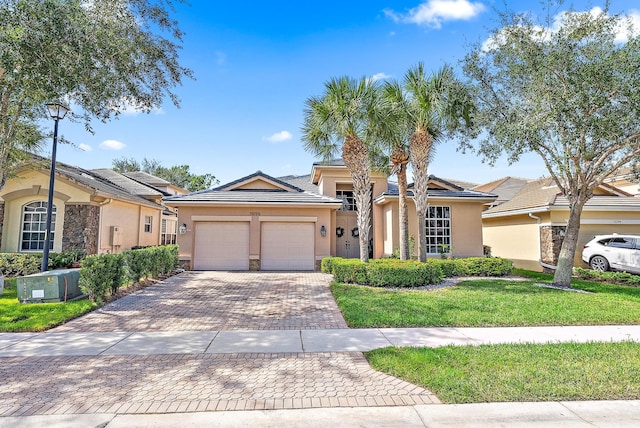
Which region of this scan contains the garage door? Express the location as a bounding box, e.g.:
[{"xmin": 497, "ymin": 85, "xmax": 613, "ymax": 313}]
[
  {"xmin": 261, "ymin": 222, "xmax": 315, "ymax": 270},
  {"xmin": 193, "ymin": 222, "xmax": 250, "ymax": 270}
]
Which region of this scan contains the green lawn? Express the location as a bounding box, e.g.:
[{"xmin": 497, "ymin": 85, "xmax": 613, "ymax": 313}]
[
  {"xmin": 331, "ymin": 271, "xmax": 640, "ymax": 327},
  {"xmin": 0, "ymin": 278, "xmax": 96, "ymax": 332},
  {"xmin": 366, "ymin": 342, "xmax": 640, "ymax": 403}
]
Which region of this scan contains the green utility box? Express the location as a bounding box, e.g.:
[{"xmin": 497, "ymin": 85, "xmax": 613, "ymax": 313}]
[{"xmin": 19, "ymin": 268, "xmax": 83, "ymax": 303}]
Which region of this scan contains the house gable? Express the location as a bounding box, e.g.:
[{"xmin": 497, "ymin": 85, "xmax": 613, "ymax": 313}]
[{"xmin": 215, "ymin": 171, "xmax": 303, "ymax": 192}]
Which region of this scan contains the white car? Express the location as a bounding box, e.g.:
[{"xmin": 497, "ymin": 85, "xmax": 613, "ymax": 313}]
[{"xmin": 581, "ymin": 234, "xmax": 640, "ymax": 274}]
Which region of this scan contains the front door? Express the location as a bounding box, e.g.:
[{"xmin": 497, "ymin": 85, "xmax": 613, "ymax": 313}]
[{"xmin": 336, "ymin": 214, "xmax": 360, "ymax": 258}]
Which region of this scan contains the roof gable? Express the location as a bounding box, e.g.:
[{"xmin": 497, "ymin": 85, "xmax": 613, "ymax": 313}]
[{"xmin": 215, "ymin": 171, "xmax": 302, "ymax": 192}]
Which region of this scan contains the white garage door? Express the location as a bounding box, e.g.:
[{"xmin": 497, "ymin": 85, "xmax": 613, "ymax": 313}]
[
  {"xmin": 194, "ymin": 222, "xmax": 250, "ymax": 270},
  {"xmin": 261, "ymin": 222, "xmax": 315, "ymax": 271}
]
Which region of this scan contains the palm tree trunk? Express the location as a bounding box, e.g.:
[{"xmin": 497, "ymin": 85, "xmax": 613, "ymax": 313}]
[
  {"xmin": 410, "ymin": 127, "xmax": 433, "ymax": 262},
  {"xmin": 391, "ymin": 146, "xmax": 410, "ymax": 260},
  {"xmin": 342, "ymin": 135, "xmax": 371, "ymax": 263},
  {"xmin": 552, "ymin": 197, "xmax": 587, "ymax": 287}
]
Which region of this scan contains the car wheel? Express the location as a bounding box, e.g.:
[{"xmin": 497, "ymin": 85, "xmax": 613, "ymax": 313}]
[{"xmin": 590, "ymin": 255, "xmax": 610, "ymax": 271}]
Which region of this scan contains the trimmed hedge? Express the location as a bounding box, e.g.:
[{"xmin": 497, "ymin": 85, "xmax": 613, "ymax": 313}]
[
  {"xmin": 321, "ymin": 256, "xmax": 513, "ymax": 287},
  {"xmin": 0, "ymin": 253, "xmax": 42, "ymax": 277},
  {"xmin": 573, "ymin": 267, "xmax": 640, "ymax": 286},
  {"xmin": 79, "ymin": 245, "xmax": 179, "ymax": 303},
  {"xmin": 0, "ymin": 249, "xmax": 87, "ymax": 277}
]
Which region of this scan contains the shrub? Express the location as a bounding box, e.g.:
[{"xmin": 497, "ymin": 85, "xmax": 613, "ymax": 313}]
[
  {"xmin": 573, "ymin": 267, "xmax": 640, "ymax": 286},
  {"xmin": 332, "ymin": 259, "xmax": 369, "ymax": 284},
  {"xmin": 453, "ymin": 257, "xmax": 513, "ymax": 277},
  {"xmin": 79, "ymin": 255, "xmax": 117, "ymax": 303},
  {"xmin": 320, "ymin": 256, "xmax": 513, "ymax": 287},
  {"xmin": 368, "ymin": 259, "xmax": 443, "ymax": 287},
  {"xmin": 0, "ymin": 253, "xmax": 42, "ymax": 277}
]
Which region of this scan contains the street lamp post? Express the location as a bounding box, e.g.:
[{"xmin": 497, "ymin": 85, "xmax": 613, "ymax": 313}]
[{"xmin": 41, "ymin": 103, "xmax": 69, "ymax": 272}]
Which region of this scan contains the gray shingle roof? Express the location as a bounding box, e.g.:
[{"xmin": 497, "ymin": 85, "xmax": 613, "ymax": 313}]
[
  {"xmin": 164, "ymin": 171, "xmax": 342, "ymax": 206},
  {"xmin": 43, "ymin": 161, "xmax": 164, "ymax": 209},
  {"xmin": 92, "ymin": 169, "xmax": 163, "ymax": 198}
]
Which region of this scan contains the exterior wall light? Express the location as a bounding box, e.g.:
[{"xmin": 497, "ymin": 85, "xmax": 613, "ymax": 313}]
[
  {"xmin": 179, "ymin": 223, "xmax": 187, "ymax": 234},
  {"xmin": 320, "ymin": 225, "xmax": 327, "ymax": 237}
]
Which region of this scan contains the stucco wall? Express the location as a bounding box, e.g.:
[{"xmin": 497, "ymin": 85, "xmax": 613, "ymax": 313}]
[
  {"xmin": 482, "ymin": 215, "xmax": 542, "ymax": 269},
  {"xmin": 379, "ymin": 198, "xmax": 487, "ymax": 258},
  {"xmin": 99, "ymin": 200, "xmax": 162, "ymax": 253}
]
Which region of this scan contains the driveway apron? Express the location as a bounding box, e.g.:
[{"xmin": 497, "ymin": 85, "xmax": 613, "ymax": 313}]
[{"xmin": 0, "ymin": 272, "xmax": 438, "ymax": 417}]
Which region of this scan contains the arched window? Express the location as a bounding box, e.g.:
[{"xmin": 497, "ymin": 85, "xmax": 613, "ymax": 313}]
[{"xmin": 20, "ymin": 201, "xmax": 56, "ymax": 251}]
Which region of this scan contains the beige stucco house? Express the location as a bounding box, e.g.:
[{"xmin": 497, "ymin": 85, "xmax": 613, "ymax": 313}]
[
  {"xmin": 0, "ymin": 159, "xmax": 183, "ymax": 255},
  {"xmin": 164, "ymin": 161, "xmax": 497, "ymax": 271},
  {"xmin": 481, "ymin": 177, "xmax": 640, "ymax": 271}
]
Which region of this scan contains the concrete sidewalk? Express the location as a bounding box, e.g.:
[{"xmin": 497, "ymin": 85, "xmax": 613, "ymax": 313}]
[
  {"xmin": 2, "ymin": 401, "xmax": 639, "ymax": 427},
  {"xmin": 1, "ymin": 325, "xmax": 639, "ymax": 356}
]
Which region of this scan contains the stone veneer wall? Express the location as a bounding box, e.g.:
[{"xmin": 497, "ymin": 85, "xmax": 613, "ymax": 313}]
[
  {"xmin": 249, "ymin": 259, "xmax": 260, "ymax": 271},
  {"xmin": 0, "ymin": 201, "xmax": 4, "ymax": 249},
  {"xmin": 62, "ymin": 204, "xmax": 100, "ymax": 254},
  {"xmin": 540, "ymin": 225, "xmax": 566, "ymax": 267}
]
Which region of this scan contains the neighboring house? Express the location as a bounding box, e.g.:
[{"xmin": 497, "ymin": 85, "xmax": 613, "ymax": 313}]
[
  {"xmin": 164, "ymin": 161, "xmax": 497, "ymax": 271},
  {"xmin": 481, "ymin": 177, "xmax": 640, "ymax": 271},
  {"xmin": 0, "ymin": 158, "xmax": 179, "ymax": 255},
  {"xmin": 603, "ymin": 167, "xmax": 640, "ymax": 196}
]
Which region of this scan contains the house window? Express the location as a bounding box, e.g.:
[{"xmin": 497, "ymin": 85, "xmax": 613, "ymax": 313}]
[
  {"xmin": 425, "ymin": 206, "xmax": 451, "ymax": 254},
  {"xmin": 161, "ymin": 219, "xmax": 177, "ymax": 245},
  {"xmin": 20, "ymin": 201, "xmax": 56, "ymax": 251},
  {"xmin": 336, "ymin": 190, "xmax": 356, "ymax": 211},
  {"xmin": 144, "ymin": 216, "xmax": 153, "ymax": 233}
]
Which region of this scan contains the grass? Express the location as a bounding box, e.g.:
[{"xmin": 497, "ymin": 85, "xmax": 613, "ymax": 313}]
[
  {"xmin": 330, "ymin": 270, "xmax": 640, "ymax": 327},
  {"xmin": 0, "ymin": 278, "xmax": 96, "ymax": 332},
  {"xmin": 366, "ymin": 342, "xmax": 640, "ymax": 403}
]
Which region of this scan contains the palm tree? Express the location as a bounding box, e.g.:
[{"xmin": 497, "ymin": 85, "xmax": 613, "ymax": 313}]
[
  {"xmin": 403, "ymin": 63, "xmax": 474, "ymax": 262},
  {"xmin": 301, "ymin": 76, "xmax": 383, "ymax": 262},
  {"xmin": 380, "ymin": 81, "xmax": 412, "ymax": 260}
]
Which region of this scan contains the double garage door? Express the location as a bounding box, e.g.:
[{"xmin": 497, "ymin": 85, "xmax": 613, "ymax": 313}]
[{"xmin": 193, "ymin": 222, "xmax": 314, "ymax": 271}]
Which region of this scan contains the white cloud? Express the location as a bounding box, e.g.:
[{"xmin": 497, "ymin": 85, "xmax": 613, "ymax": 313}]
[
  {"xmin": 99, "ymin": 139, "xmax": 126, "ymax": 150},
  {"xmin": 386, "ymin": 0, "xmax": 486, "ymax": 29},
  {"xmin": 482, "ymin": 7, "xmax": 640, "ymax": 51},
  {"xmin": 264, "ymin": 131, "xmax": 293, "ymax": 143},
  {"xmin": 370, "ymin": 72, "xmax": 392, "ymax": 82},
  {"xmin": 78, "ymin": 143, "xmax": 92, "ymax": 152}
]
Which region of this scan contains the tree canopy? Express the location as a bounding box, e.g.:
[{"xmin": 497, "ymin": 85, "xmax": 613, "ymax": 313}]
[
  {"xmin": 0, "ymin": 0, "xmax": 193, "ymax": 189},
  {"xmin": 112, "ymin": 157, "xmax": 217, "ymax": 192},
  {"xmin": 463, "ymin": 2, "xmax": 640, "ymax": 286}
]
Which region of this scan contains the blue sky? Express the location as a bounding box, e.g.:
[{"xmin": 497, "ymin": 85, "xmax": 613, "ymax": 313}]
[{"xmin": 55, "ymin": 0, "xmax": 639, "ymax": 187}]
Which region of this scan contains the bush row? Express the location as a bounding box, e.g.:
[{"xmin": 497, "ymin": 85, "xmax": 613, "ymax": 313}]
[
  {"xmin": 0, "ymin": 249, "xmax": 87, "ymax": 277},
  {"xmin": 321, "ymin": 257, "xmax": 513, "ymax": 287},
  {"xmin": 79, "ymin": 245, "xmax": 179, "ymax": 303},
  {"xmin": 573, "ymin": 267, "xmax": 640, "ymax": 286}
]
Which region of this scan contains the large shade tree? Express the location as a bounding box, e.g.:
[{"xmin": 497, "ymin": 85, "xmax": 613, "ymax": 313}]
[
  {"xmin": 302, "ymin": 76, "xmax": 383, "ymax": 262},
  {"xmin": 0, "ymin": 0, "xmax": 192, "ymax": 190},
  {"xmin": 401, "ymin": 64, "xmax": 474, "ymax": 262},
  {"xmin": 463, "ymin": 3, "xmax": 640, "ymax": 287}
]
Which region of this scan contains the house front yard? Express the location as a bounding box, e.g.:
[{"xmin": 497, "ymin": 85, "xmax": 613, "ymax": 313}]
[
  {"xmin": 331, "ymin": 269, "xmax": 640, "ymax": 328},
  {"xmin": 332, "ymin": 269, "xmax": 640, "ymax": 403},
  {"xmin": 0, "ymin": 278, "xmax": 96, "ymax": 332}
]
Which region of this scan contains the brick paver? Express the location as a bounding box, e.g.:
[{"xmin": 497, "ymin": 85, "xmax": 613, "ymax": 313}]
[
  {"xmin": 1, "ymin": 271, "xmax": 440, "ymax": 417},
  {"xmin": 51, "ymin": 271, "xmax": 348, "ymax": 332},
  {"xmin": 0, "ymin": 353, "xmax": 439, "ymax": 416}
]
